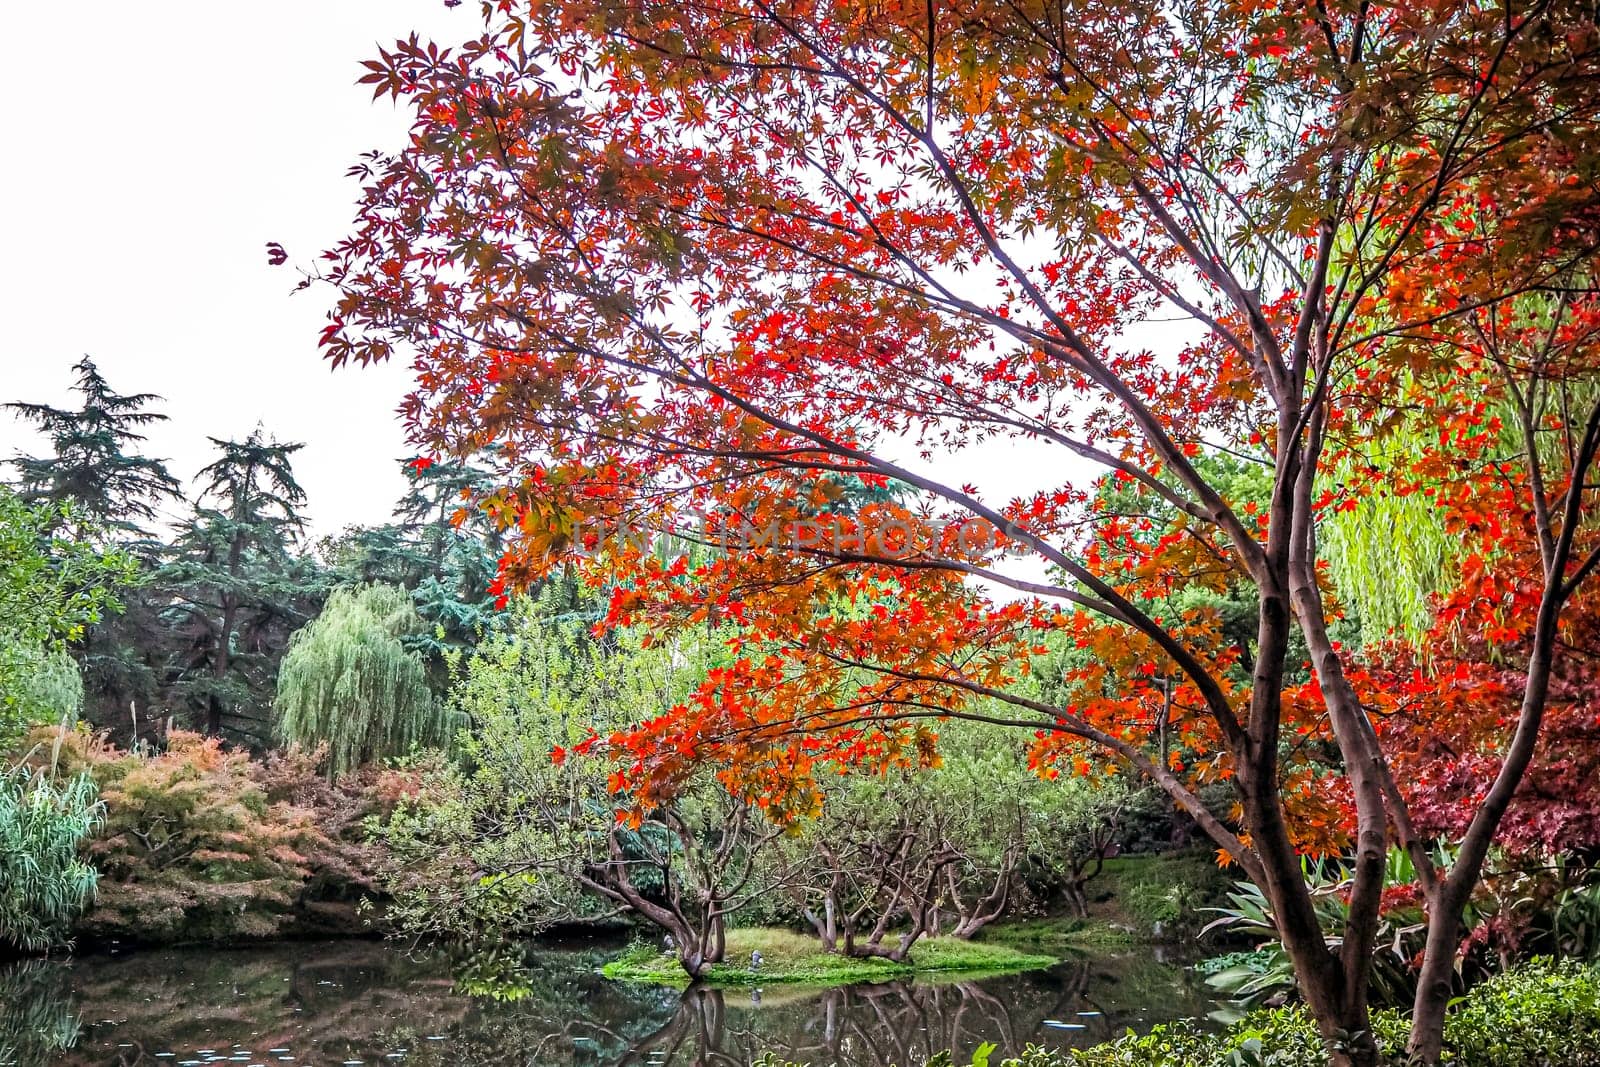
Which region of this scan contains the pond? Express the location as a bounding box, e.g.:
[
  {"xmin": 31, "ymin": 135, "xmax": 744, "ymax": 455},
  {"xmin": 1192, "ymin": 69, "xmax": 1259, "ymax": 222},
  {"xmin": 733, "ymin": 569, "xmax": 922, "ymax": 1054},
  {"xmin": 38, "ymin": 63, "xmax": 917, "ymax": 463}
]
[{"xmin": 0, "ymin": 938, "xmax": 1225, "ymax": 1067}]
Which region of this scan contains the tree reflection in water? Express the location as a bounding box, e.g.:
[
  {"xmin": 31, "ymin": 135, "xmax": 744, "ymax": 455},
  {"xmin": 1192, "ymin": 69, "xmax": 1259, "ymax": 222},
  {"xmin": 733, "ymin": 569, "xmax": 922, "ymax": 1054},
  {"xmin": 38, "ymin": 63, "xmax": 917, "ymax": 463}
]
[{"xmin": 0, "ymin": 941, "xmax": 1222, "ymax": 1067}]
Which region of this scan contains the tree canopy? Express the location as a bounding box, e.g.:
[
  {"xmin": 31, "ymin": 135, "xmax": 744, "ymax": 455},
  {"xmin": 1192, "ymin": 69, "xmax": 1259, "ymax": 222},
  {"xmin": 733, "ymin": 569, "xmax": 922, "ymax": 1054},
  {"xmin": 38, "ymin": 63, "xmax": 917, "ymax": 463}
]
[
  {"xmin": 162, "ymin": 430, "xmax": 325, "ymax": 740},
  {"xmin": 5, "ymin": 356, "xmax": 182, "ymax": 546},
  {"xmin": 322, "ymin": 1, "xmax": 1600, "ymax": 1061},
  {"xmin": 0, "ymin": 488, "xmax": 135, "ymax": 741}
]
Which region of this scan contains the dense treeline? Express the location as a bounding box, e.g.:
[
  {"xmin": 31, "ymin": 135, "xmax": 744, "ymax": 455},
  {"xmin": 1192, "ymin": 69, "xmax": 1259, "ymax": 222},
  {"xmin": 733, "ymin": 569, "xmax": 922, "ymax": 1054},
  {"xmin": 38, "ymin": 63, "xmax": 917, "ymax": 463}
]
[
  {"xmin": 3, "ymin": 357, "xmax": 504, "ymax": 748},
  {"xmin": 0, "ymin": 358, "xmax": 1213, "ymax": 961},
  {"xmin": 6, "ymin": 354, "xmax": 1600, "ymax": 1067},
  {"xmin": 0, "ymin": 359, "xmax": 508, "ymax": 950}
]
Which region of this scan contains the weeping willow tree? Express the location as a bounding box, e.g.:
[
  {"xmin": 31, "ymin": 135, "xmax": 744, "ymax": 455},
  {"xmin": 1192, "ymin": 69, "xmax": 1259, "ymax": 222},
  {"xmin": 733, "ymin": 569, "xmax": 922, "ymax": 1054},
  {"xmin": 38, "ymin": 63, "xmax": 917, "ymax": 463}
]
[
  {"xmin": 1321, "ymin": 430, "xmax": 1460, "ymax": 648},
  {"xmin": 274, "ymin": 583, "xmax": 445, "ymax": 778},
  {"xmin": 1323, "ymin": 293, "xmax": 1593, "ymax": 649}
]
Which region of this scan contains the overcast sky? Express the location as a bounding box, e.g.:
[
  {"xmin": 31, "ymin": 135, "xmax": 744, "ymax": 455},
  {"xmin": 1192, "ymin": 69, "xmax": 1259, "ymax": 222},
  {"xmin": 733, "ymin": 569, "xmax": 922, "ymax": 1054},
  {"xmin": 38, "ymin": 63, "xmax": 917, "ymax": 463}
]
[
  {"xmin": 0, "ymin": 1, "xmax": 475, "ymax": 539},
  {"xmin": 0, "ymin": 2, "xmax": 1188, "ymax": 578}
]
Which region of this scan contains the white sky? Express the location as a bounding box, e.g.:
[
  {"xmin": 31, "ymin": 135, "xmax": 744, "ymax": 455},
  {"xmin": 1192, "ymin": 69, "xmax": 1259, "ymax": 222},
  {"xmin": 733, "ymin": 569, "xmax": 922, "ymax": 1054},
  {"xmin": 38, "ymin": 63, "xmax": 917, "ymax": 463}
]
[
  {"xmin": 0, "ymin": 1, "xmax": 476, "ymax": 539},
  {"xmin": 0, "ymin": 1, "xmax": 1192, "ymax": 583}
]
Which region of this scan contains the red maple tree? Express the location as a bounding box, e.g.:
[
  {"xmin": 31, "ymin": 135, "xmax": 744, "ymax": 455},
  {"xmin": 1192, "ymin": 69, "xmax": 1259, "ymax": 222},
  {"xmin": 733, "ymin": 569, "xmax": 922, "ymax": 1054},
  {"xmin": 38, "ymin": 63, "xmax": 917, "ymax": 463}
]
[{"xmin": 320, "ymin": 0, "xmax": 1600, "ymax": 1060}]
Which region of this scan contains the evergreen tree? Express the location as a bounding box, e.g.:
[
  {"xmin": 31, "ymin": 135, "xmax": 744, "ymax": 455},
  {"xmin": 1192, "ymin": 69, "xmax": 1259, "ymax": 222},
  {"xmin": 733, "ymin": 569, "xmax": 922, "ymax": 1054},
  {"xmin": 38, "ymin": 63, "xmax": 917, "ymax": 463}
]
[
  {"xmin": 274, "ymin": 583, "xmax": 446, "ymax": 778},
  {"xmin": 5, "ymin": 357, "xmax": 185, "ymax": 739},
  {"xmin": 5, "ymin": 356, "xmax": 182, "ymax": 545},
  {"xmin": 161, "ymin": 430, "xmax": 328, "ymax": 741},
  {"xmin": 325, "ymin": 456, "xmax": 505, "ymax": 679}
]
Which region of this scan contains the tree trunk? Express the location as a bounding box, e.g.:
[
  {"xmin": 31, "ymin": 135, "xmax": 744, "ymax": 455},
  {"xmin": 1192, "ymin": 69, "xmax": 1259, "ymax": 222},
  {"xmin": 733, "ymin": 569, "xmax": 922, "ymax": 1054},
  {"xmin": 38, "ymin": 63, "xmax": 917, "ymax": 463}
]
[
  {"xmin": 843, "ymin": 934, "xmax": 914, "ymax": 962},
  {"xmin": 804, "ymin": 890, "xmax": 841, "ymax": 952},
  {"xmin": 1241, "ymin": 765, "xmax": 1377, "ymax": 1067},
  {"xmin": 1407, "ymin": 491, "xmax": 1577, "ymax": 1063},
  {"xmin": 1408, "ymin": 883, "xmax": 1468, "ymax": 1064},
  {"xmin": 1063, "ymin": 880, "xmax": 1088, "ymax": 919},
  {"xmin": 207, "ymin": 531, "xmax": 244, "ymax": 737}
]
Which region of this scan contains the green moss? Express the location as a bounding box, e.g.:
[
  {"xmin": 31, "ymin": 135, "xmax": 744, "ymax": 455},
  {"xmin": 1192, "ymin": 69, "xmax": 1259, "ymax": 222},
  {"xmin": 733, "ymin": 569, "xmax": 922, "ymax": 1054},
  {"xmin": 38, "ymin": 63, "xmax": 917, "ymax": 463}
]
[
  {"xmin": 978, "ymin": 917, "xmax": 1134, "ymax": 950},
  {"xmin": 601, "ymin": 927, "xmax": 1058, "ymax": 987}
]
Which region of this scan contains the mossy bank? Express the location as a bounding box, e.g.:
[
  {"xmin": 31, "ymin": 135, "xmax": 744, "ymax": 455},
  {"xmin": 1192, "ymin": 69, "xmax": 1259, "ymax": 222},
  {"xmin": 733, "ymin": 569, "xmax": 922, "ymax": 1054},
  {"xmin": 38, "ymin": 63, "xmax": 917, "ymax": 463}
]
[{"xmin": 601, "ymin": 927, "xmax": 1059, "ymax": 987}]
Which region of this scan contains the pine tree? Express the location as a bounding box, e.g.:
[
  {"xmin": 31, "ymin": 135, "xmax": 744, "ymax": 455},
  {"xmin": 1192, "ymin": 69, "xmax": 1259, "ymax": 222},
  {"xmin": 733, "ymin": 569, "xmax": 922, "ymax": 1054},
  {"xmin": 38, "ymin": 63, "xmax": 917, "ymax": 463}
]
[
  {"xmin": 5, "ymin": 356, "xmax": 182, "ymax": 545},
  {"xmin": 161, "ymin": 430, "xmax": 328, "ymax": 741},
  {"xmin": 5, "ymin": 358, "xmax": 185, "ymax": 738}
]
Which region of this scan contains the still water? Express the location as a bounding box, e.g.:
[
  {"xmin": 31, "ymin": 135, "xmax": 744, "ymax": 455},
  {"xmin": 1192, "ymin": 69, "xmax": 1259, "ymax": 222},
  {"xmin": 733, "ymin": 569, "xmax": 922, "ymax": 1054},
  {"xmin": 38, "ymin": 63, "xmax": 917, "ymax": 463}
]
[{"xmin": 0, "ymin": 939, "xmax": 1223, "ymax": 1067}]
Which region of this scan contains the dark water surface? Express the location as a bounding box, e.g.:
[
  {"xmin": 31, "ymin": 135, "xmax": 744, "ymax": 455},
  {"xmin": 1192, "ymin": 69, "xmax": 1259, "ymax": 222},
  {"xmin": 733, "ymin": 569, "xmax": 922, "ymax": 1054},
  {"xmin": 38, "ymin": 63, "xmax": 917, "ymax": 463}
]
[{"xmin": 0, "ymin": 939, "xmax": 1223, "ymax": 1066}]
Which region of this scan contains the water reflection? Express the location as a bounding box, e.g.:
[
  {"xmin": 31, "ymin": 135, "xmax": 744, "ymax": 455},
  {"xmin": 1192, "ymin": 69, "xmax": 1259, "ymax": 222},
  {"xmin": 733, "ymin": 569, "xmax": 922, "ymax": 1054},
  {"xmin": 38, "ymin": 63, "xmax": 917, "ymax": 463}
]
[{"xmin": 0, "ymin": 940, "xmax": 1222, "ymax": 1067}]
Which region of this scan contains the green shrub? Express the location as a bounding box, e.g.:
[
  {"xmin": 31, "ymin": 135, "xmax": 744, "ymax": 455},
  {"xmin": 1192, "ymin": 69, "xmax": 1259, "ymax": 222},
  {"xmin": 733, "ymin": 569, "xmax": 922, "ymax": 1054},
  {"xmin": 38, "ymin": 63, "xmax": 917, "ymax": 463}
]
[
  {"xmin": 0, "ymin": 645, "xmax": 83, "ymax": 736},
  {"xmin": 1200, "ymin": 852, "xmax": 1438, "ymax": 1009},
  {"xmin": 0, "ymin": 767, "xmax": 102, "ymax": 952},
  {"xmin": 1100, "ymin": 852, "xmax": 1231, "ymax": 938},
  {"xmin": 1123, "ymin": 879, "xmax": 1196, "ymax": 929},
  {"xmin": 1549, "ymin": 877, "xmax": 1600, "ymax": 961},
  {"xmin": 9, "ymin": 724, "xmax": 422, "ymax": 945},
  {"xmin": 1442, "ymin": 959, "xmax": 1600, "ymax": 1067}
]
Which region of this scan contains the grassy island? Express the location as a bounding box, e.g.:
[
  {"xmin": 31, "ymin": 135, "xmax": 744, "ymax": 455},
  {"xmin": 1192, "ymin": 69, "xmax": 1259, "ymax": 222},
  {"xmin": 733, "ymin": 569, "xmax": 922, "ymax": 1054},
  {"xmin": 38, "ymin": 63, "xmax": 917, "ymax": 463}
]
[{"xmin": 600, "ymin": 927, "xmax": 1059, "ymax": 987}]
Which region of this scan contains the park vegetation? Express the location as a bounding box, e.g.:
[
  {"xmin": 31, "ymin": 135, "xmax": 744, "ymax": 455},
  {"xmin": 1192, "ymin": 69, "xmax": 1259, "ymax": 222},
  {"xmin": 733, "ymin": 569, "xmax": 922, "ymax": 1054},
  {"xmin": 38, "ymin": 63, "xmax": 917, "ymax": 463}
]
[{"xmin": 6, "ymin": 0, "xmax": 1600, "ymax": 1062}]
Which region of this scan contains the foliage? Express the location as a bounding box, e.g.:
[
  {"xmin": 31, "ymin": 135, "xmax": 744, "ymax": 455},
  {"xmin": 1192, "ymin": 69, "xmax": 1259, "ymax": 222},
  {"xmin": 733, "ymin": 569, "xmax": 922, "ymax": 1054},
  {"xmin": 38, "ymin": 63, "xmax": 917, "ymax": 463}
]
[
  {"xmin": 0, "ymin": 487, "xmax": 135, "ymax": 742},
  {"xmin": 0, "ymin": 647, "xmax": 83, "ymax": 732},
  {"xmin": 753, "ymin": 960, "xmax": 1600, "ymax": 1067},
  {"xmin": 1004, "ymin": 737, "xmax": 1140, "ymax": 920},
  {"xmin": 978, "ymin": 916, "xmax": 1133, "ymax": 950},
  {"xmin": 250, "ymin": 743, "xmax": 430, "ymax": 924},
  {"xmin": 1, "ymin": 363, "xmax": 515, "ymax": 747},
  {"xmin": 770, "ymin": 720, "xmax": 1050, "ymax": 959},
  {"xmin": 275, "ymin": 583, "xmax": 447, "ymax": 778},
  {"xmin": 1549, "ymin": 876, "xmax": 1600, "ymax": 962},
  {"xmin": 0, "ymin": 489, "xmax": 134, "ymax": 649},
  {"xmin": 1373, "ymin": 621, "xmax": 1600, "ymax": 862},
  {"xmin": 1122, "ymin": 879, "xmax": 1211, "ymax": 940},
  {"xmin": 374, "ymin": 601, "xmax": 784, "ymax": 976},
  {"xmin": 4, "ymin": 358, "xmax": 186, "ymax": 744},
  {"xmin": 1090, "ymin": 852, "xmax": 1234, "ymax": 940},
  {"xmin": 1442, "ymin": 958, "xmax": 1600, "ymax": 1067},
  {"xmin": 1200, "ymin": 852, "xmax": 1448, "ymax": 1011},
  {"xmin": 7, "ymin": 725, "xmax": 413, "ymax": 945},
  {"xmin": 325, "ymin": 0, "xmax": 1600, "ymax": 1054},
  {"xmin": 1320, "ymin": 432, "xmax": 1458, "ymax": 647},
  {"xmin": 602, "ymin": 925, "xmax": 1057, "ymax": 987},
  {"xmin": 4, "ymin": 355, "xmax": 183, "ymax": 545},
  {"xmin": 79, "ymin": 729, "xmax": 329, "ymax": 941},
  {"xmin": 324, "ymin": 456, "xmax": 508, "ymax": 679},
  {"xmin": 1197, "ymin": 949, "xmax": 1280, "ymax": 978},
  {"xmin": 0, "ymin": 767, "xmax": 102, "ymax": 953}
]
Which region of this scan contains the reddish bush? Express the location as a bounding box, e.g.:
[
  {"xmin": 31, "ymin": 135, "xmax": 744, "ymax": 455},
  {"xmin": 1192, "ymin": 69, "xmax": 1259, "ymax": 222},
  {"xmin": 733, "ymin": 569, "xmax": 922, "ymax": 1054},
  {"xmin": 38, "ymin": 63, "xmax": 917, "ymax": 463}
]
[{"xmin": 9, "ymin": 726, "xmax": 428, "ymax": 945}]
